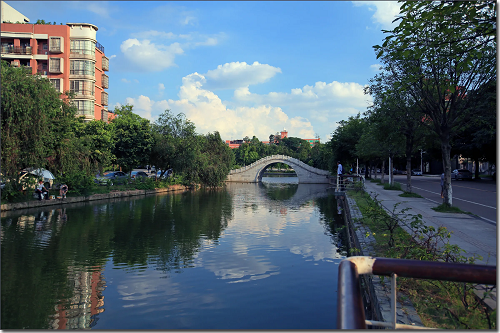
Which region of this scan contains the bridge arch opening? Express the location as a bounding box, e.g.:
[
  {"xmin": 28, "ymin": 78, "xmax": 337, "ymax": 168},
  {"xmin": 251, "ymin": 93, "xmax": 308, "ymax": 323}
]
[{"xmin": 259, "ymin": 162, "xmax": 298, "ymax": 183}]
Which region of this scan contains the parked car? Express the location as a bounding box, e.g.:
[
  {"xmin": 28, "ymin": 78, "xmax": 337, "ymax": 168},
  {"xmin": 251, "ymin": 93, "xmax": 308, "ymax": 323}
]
[
  {"xmin": 95, "ymin": 171, "xmax": 128, "ymax": 185},
  {"xmin": 452, "ymin": 169, "xmax": 472, "ymax": 180},
  {"xmin": 131, "ymin": 171, "xmax": 149, "ymax": 180},
  {"xmin": 411, "ymin": 169, "xmax": 422, "ymax": 176},
  {"xmin": 155, "ymin": 169, "xmax": 173, "ymax": 180},
  {"xmin": 385, "ymin": 168, "xmax": 403, "ymax": 175}
]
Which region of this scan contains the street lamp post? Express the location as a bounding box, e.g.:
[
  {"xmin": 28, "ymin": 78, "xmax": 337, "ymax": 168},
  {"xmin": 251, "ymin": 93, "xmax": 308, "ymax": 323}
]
[{"xmin": 420, "ymin": 149, "xmax": 423, "ymax": 174}]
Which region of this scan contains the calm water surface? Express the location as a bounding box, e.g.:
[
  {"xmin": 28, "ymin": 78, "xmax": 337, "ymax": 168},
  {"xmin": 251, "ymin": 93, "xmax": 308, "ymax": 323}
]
[{"xmin": 1, "ymin": 178, "xmax": 346, "ymax": 329}]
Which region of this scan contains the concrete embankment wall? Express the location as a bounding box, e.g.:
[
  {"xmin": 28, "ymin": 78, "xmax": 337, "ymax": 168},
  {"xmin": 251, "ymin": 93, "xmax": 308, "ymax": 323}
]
[
  {"xmin": 341, "ymin": 194, "xmax": 424, "ymax": 327},
  {"xmin": 0, "ymin": 185, "xmax": 188, "ymax": 212}
]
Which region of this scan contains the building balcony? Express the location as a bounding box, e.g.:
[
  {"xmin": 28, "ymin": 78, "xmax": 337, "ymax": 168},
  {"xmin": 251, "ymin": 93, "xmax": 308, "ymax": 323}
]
[
  {"xmin": 102, "ymin": 74, "xmax": 109, "ymax": 89},
  {"xmin": 101, "ymin": 91, "xmax": 108, "ymax": 106},
  {"xmin": 102, "ymin": 56, "xmax": 109, "ymax": 71},
  {"xmin": 1, "ymin": 45, "xmax": 32, "ymax": 55},
  {"xmin": 96, "ymin": 41, "xmax": 105, "ymax": 53},
  {"xmin": 37, "ymin": 70, "xmax": 48, "ymax": 77}
]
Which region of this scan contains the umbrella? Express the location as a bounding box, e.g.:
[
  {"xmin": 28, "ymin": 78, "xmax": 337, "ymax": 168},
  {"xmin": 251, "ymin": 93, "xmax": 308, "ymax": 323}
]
[{"xmin": 28, "ymin": 168, "xmax": 55, "ymax": 180}]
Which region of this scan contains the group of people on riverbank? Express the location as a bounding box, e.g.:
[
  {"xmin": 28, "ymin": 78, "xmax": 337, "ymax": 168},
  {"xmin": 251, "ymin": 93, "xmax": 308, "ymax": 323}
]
[{"xmin": 35, "ymin": 181, "xmax": 68, "ymax": 201}]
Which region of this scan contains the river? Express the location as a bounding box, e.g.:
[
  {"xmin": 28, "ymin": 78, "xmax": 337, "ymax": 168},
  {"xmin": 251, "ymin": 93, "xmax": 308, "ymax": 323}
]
[{"xmin": 1, "ymin": 177, "xmax": 346, "ymax": 329}]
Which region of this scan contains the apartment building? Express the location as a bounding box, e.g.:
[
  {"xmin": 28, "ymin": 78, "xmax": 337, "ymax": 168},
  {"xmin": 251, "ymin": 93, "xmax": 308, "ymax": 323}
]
[{"xmin": 0, "ymin": 1, "xmax": 113, "ymax": 122}]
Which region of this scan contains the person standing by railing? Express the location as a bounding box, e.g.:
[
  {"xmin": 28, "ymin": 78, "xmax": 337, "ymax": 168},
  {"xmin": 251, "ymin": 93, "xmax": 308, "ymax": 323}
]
[{"xmin": 337, "ymin": 161, "xmax": 344, "ymax": 190}]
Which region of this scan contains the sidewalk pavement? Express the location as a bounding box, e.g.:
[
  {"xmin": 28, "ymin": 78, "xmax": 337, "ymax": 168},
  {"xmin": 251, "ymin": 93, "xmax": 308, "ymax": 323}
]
[{"xmin": 362, "ymin": 179, "xmax": 497, "ymax": 309}]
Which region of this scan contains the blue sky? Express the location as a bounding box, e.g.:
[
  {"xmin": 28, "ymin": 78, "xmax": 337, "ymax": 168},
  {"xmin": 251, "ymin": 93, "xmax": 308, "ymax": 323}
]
[{"xmin": 7, "ymin": 1, "xmax": 402, "ymax": 143}]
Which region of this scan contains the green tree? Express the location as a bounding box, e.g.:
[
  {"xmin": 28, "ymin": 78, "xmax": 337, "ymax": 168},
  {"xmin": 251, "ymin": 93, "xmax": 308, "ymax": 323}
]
[
  {"xmin": 329, "ymin": 113, "xmax": 367, "ymax": 173},
  {"xmin": 150, "ymin": 110, "xmax": 197, "ymax": 178},
  {"xmin": 365, "ymin": 68, "xmax": 428, "ymax": 190},
  {"xmin": 375, "ymin": 1, "xmax": 496, "ymax": 205},
  {"xmin": 111, "ymin": 105, "xmax": 153, "ymax": 173},
  {"xmin": 451, "ymin": 79, "xmax": 496, "ymax": 179},
  {"xmin": 73, "ymin": 119, "xmax": 115, "ymax": 173},
  {"xmin": 196, "ymin": 132, "xmax": 235, "ymax": 187}
]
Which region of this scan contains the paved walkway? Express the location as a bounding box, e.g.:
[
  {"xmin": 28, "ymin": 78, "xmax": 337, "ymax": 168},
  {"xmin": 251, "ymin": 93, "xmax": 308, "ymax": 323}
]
[{"xmin": 362, "ymin": 179, "xmax": 497, "ymax": 309}]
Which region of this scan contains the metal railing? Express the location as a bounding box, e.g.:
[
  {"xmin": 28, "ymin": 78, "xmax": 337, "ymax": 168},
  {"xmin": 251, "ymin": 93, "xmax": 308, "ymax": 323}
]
[
  {"xmin": 1, "ymin": 45, "xmax": 32, "ymax": 55},
  {"xmin": 96, "ymin": 41, "xmax": 105, "ymax": 53},
  {"xmin": 335, "ymin": 174, "xmax": 364, "ymax": 191},
  {"xmin": 337, "ymin": 256, "xmax": 496, "ymax": 329}
]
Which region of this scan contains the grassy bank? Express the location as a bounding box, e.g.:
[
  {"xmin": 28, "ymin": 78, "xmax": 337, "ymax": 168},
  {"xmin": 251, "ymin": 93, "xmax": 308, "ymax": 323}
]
[{"xmin": 348, "ymin": 190, "xmax": 496, "ymax": 329}]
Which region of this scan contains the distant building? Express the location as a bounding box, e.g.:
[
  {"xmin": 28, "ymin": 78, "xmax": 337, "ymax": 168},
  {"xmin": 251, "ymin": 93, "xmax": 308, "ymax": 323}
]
[
  {"xmin": 1, "ymin": 1, "xmax": 113, "ymax": 122},
  {"xmin": 225, "ymin": 139, "xmax": 244, "ymax": 149},
  {"xmin": 225, "ymin": 129, "xmax": 320, "ymax": 149}
]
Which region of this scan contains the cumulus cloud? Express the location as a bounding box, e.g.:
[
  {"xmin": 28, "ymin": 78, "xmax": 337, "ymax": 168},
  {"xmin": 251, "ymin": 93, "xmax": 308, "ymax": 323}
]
[
  {"xmin": 116, "ymin": 32, "xmax": 224, "ymax": 73},
  {"xmin": 119, "ymin": 39, "xmax": 184, "ymax": 71},
  {"xmin": 125, "ymin": 95, "xmax": 155, "ymax": 120},
  {"xmin": 234, "ymin": 80, "xmax": 369, "ymax": 110},
  {"xmin": 353, "ymin": 1, "xmax": 402, "ymax": 30},
  {"xmin": 123, "ymin": 62, "xmax": 371, "ymax": 142},
  {"xmin": 203, "ymin": 61, "xmax": 282, "ymax": 91}
]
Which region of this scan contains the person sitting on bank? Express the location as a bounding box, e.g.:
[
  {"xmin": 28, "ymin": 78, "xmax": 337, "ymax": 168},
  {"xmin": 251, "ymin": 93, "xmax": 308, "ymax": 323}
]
[
  {"xmin": 35, "ymin": 180, "xmax": 48, "ymax": 201},
  {"xmin": 60, "ymin": 184, "xmax": 68, "ymax": 199}
]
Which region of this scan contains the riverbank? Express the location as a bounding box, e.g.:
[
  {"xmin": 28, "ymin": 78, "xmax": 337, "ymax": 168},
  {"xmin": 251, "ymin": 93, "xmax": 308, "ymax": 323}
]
[{"xmin": 0, "ymin": 185, "xmax": 189, "ymax": 212}]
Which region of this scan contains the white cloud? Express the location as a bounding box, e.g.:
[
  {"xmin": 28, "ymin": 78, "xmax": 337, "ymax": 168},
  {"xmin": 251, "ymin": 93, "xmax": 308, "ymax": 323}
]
[
  {"xmin": 353, "ymin": 1, "xmax": 401, "ymax": 30},
  {"xmin": 121, "ymin": 78, "xmax": 131, "ymax": 83},
  {"xmin": 122, "ymin": 62, "xmax": 371, "ymax": 143},
  {"xmin": 370, "ymin": 64, "xmax": 382, "ymax": 72},
  {"xmin": 158, "ymin": 83, "xmax": 165, "ymax": 96},
  {"xmin": 116, "ymin": 32, "xmax": 223, "ymax": 73},
  {"xmin": 125, "ymin": 95, "xmax": 154, "ymax": 120},
  {"xmin": 182, "ymin": 15, "xmax": 197, "ymax": 26},
  {"xmin": 109, "ymin": 54, "xmax": 117, "ymax": 59},
  {"xmin": 203, "ymin": 61, "xmax": 282, "ymax": 90},
  {"xmin": 119, "ymin": 39, "xmax": 184, "ymax": 72}
]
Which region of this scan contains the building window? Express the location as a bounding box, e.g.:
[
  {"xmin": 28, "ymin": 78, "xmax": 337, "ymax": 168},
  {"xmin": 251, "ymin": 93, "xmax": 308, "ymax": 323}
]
[
  {"xmin": 70, "ymin": 39, "xmax": 96, "ymax": 56},
  {"xmin": 49, "ymin": 58, "xmax": 62, "ymax": 73},
  {"xmin": 70, "ymin": 80, "xmax": 94, "ymax": 96},
  {"xmin": 49, "ymin": 37, "xmax": 63, "ymax": 53},
  {"xmin": 50, "ymin": 79, "xmax": 61, "ymax": 92},
  {"xmin": 73, "ymin": 100, "xmax": 94, "ymax": 116},
  {"xmin": 70, "ymin": 60, "xmax": 94, "ymax": 76}
]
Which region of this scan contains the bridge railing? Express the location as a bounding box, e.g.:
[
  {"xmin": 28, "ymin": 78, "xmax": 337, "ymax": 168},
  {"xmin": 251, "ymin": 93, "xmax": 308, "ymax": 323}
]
[
  {"xmin": 338, "ymin": 256, "xmax": 496, "ymax": 329},
  {"xmin": 229, "ymin": 155, "xmax": 330, "ymax": 175}
]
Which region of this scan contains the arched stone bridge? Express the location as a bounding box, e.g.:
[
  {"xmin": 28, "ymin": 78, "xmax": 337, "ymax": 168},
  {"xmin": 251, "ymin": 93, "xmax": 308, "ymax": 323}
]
[{"xmin": 226, "ymin": 155, "xmax": 332, "ymax": 184}]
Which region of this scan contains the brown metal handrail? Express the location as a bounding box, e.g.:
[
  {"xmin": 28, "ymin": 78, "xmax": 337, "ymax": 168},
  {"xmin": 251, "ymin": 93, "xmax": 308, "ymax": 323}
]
[{"xmin": 337, "ymin": 256, "xmax": 496, "ymax": 329}]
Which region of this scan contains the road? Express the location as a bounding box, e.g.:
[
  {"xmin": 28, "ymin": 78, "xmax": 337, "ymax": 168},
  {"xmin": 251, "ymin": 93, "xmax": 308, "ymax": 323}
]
[{"xmin": 392, "ymin": 175, "xmax": 497, "ymax": 224}]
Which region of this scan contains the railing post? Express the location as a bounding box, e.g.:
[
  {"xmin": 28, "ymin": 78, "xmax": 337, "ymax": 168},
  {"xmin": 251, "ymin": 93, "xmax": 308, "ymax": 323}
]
[
  {"xmin": 391, "ymin": 273, "xmax": 397, "ymax": 329},
  {"xmin": 337, "ymin": 260, "xmax": 367, "ymax": 329}
]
